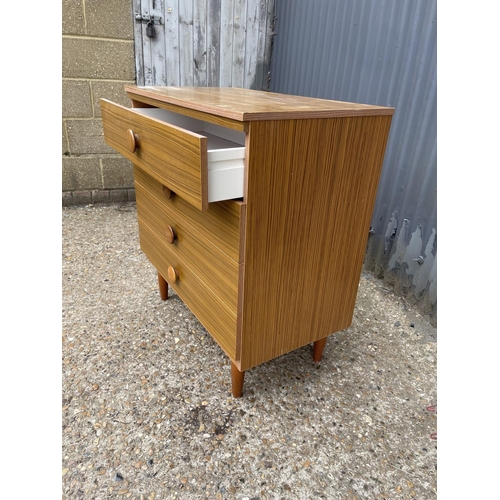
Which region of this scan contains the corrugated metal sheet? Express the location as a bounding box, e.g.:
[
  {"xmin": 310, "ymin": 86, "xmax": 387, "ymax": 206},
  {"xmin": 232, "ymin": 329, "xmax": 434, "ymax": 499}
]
[
  {"xmin": 133, "ymin": 0, "xmax": 275, "ymax": 89},
  {"xmin": 270, "ymin": 0, "xmax": 437, "ymax": 325}
]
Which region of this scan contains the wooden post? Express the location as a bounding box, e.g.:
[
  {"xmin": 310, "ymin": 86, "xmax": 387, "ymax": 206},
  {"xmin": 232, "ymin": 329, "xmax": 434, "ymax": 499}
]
[
  {"xmin": 313, "ymin": 337, "xmax": 328, "ymax": 362},
  {"xmin": 231, "ymin": 362, "xmax": 245, "ymax": 398},
  {"xmin": 158, "ymin": 271, "xmax": 168, "ymax": 301}
]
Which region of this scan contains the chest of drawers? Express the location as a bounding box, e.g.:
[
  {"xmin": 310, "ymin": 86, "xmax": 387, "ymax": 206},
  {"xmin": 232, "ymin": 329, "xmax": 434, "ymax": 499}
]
[{"xmin": 101, "ymin": 86, "xmax": 394, "ymax": 397}]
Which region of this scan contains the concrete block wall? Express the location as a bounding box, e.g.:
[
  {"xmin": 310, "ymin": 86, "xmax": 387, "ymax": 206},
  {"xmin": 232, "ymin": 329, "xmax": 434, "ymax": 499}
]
[{"xmin": 62, "ymin": 0, "xmax": 136, "ymax": 206}]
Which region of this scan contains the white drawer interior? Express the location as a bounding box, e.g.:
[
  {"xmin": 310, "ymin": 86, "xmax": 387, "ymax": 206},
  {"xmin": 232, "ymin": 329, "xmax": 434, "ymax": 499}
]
[{"xmin": 134, "ymin": 108, "xmax": 245, "ymax": 203}]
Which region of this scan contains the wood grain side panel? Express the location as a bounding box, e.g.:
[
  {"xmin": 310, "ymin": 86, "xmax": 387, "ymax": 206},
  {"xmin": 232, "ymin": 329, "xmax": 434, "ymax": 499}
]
[
  {"xmin": 100, "ymin": 99, "xmax": 208, "ymax": 211},
  {"xmin": 134, "ymin": 166, "xmax": 244, "ymax": 263},
  {"xmin": 138, "ymin": 218, "xmax": 237, "ymax": 360},
  {"xmin": 239, "ymin": 116, "xmax": 393, "ymax": 370},
  {"xmin": 135, "ymin": 180, "xmax": 239, "ymax": 313}
]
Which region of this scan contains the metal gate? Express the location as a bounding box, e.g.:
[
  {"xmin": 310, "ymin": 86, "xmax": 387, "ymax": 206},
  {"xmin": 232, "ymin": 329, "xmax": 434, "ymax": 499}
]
[{"xmin": 132, "ymin": 0, "xmax": 275, "ymax": 89}]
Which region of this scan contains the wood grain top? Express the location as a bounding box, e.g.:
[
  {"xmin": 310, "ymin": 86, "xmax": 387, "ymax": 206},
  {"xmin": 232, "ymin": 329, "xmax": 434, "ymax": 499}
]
[{"xmin": 125, "ymin": 86, "xmax": 395, "ymax": 122}]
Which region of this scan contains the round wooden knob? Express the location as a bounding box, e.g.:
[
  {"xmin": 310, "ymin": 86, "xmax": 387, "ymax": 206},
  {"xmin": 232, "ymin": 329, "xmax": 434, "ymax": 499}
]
[
  {"xmin": 165, "ymin": 225, "xmax": 176, "ymax": 244},
  {"xmin": 162, "ymin": 185, "xmax": 173, "ymax": 199},
  {"xmin": 126, "ymin": 129, "xmax": 139, "ymax": 153},
  {"xmin": 167, "ymin": 266, "xmax": 178, "ymax": 283}
]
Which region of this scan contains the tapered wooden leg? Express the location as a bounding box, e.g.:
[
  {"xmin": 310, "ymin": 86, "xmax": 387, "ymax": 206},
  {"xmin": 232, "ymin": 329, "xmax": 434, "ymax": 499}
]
[
  {"xmin": 313, "ymin": 337, "xmax": 328, "ymax": 362},
  {"xmin": 231, "ymin": 362, "xmax": 245, "ymax": 398},
  {"xmin": 158, "ymin": 271, "xmax": 168, "ymax": 301}
]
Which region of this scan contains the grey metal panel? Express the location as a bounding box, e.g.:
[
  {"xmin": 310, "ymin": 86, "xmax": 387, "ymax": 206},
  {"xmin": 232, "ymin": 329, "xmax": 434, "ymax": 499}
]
[
  {"xmin": 270, "ymin": 0, "xmax": 437, "ymax": 324},
  {"xmin": 133, "ymin": 0, "xmax": 275, "ymax": 89}
]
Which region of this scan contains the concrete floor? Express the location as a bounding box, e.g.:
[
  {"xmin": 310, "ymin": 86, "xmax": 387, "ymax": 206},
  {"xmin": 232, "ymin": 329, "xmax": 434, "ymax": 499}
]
[{"xmin": 62, "ymin": 202, "xmax": 437, "ymax": 499}]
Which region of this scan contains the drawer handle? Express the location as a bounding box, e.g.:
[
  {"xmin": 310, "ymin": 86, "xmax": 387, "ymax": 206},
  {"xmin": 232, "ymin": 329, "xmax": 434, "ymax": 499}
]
[
  {"xmin": 165, "ymin": 225, "xmax": 176, "ymax": 244},
  {"xmin": 162, "ymin": 185, "xmax": 173, "ymax": 199},
  {"xmin": 126, "ymin": 129, "xmax": 140, "ymax": 153},
  {"xmin": 167, "ymin": 266, "xmax": 178, "ymax": 283}
]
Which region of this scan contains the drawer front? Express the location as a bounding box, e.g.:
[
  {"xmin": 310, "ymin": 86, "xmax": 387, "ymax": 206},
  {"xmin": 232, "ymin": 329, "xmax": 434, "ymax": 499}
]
[
  {"xmin": 101, "ymin": 99, "xmax": 208, "ymax": 211},
  {"xmin": 138, "ymin": 217, "xmax": 237, "ymax": 360},
  {"xmin": 135, "ymin": 180, "xmax": 239, "ymax": 312},
  {"xmin": 134, "ymin": 166, "xmax": 245, "ymax": 264}
]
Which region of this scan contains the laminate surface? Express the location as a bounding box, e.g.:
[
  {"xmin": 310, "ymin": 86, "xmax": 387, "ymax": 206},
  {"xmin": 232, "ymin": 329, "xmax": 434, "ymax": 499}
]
[
  {"xmin": 101, "ymin": 99, "xmax": 209, "ymax": 211},
  {"xmin": 138, "ymin": 218, "xmax": 238, "ymax": 360},
  {"xmin": 135, "ymin": 180, "xmax": 240, "ymax": 312},
  {"xmin": 125, "ymin": 86, "xmax": 395, "ymax": 121},
  {"xmin": 134, "ymin": 167, "xmax": 244, "ymax": 264},
  {"xmin": 239, "ymin": 115, "xmax": 393, "ymax": 370}
]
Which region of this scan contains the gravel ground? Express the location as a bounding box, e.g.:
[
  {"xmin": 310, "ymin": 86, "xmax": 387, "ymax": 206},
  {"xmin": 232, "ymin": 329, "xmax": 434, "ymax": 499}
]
[{"xmin": 62, "ymin": 202, "xmax": 437, "ymax": 500}]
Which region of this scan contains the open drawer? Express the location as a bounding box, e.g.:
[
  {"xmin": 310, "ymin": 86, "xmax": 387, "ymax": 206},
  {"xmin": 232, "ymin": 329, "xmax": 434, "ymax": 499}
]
[{"xmin": 100, "ymin": 99, "xmax": 245, "ymax": 211}]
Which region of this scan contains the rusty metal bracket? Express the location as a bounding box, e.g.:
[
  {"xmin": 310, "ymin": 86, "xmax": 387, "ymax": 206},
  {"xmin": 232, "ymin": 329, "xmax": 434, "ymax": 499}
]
[{"xmin": 135, "ymin": 14, "xmax": 163, "ymax": 25}]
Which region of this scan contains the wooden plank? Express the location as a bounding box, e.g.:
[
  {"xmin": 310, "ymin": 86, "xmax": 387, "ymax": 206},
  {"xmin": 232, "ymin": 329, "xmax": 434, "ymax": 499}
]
[
  {"xmin": 165, "ymin": 0, "xmax": 180, "ymax": 85},
  {"xmin": 133, "ymin": 0, "xmax": 145, "ymax": 85},
  {"xmin": 206, "ymin": 0, "xmax": 221, "ymax": 87},
  {"xmin": 220, "ymin": 0, "xmax": 234, "ymax": 86},
  {"xmin": 101, "ymin": 99, "xmax": 208, "ymax": 211},
  {"xmin": 138, "ymin": 217, "xmax": 237, "ymax": 360},
  {"xmin": 238, "ymin": 115, "xmax": 393, "ymax": 370},
  {"xmin": 193, "ymin": 0, "xmax": 207, "ymax": 86},
  {"xmin": 139, "ymin": 0, "xmax": 168, "ymax": 85},
  {"xmin": 125, "ymin": 86, "xmax": 395, "ymax": 121},
  {"xmin": 179, "ymin": 0, "xmax": 194, "ymax": 86},
  {"xmin": 134, "ymin": 166, "xmax": 244, "ymax": 263},
  {"xmin": 243, "ymin": 0, "xmax": 260, "ymax": 89},
  {"xmin": 149, "ymin": 0, "xmax": 167, "ymax": 84},
  {"xmin": 262, "ymin": 0, "xmax": 275, "ymax": 91},
  {"xmin": 137, "ymin": 0, "xmax": 168, "ymax": 85},
  {"xmin": 140, "ymin": 0, "xmax": 154, "ymax": 85},
  {"xmin": 231, "ymin": 0, "xmax": 247, "ymax": 88}
]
